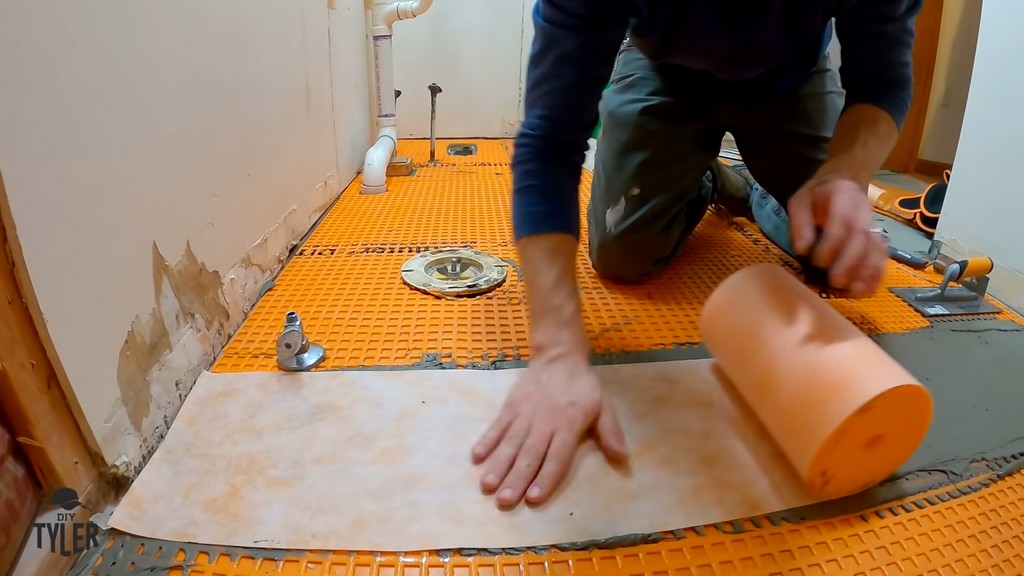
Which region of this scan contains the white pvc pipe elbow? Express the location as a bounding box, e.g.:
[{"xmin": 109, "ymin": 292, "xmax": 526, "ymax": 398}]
[
  {"xmin": 361, "ymin": 127, "xmax": 398, "ymax": 194},
  {"xmin": 396, "ymin": 0, "xmax": 433, "ymax": 21},
  {"xmin": 371, "ymin": 0, "xmax": 434, "ymax": 34},
  {"xmin": 362, "ymin": 0, "xmax": 435, "ymax": 194}
]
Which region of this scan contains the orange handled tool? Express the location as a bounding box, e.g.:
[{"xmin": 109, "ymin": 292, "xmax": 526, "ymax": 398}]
[
  {"xmin": 891, "ymin": 255, "xmax": 1000, "ymax": 317},
  {"xmin": 943, "ymin": 257, "xmax": 994, "ymax": 283},
  {"xmin": 914, "ymin": 256, "xmax": 994, "ymax": 304}
]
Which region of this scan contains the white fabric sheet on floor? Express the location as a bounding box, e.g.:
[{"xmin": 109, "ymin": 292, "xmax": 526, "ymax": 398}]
[{"xmin": 109, "ymin": 362, "xmax": 822, "ymax": 551}]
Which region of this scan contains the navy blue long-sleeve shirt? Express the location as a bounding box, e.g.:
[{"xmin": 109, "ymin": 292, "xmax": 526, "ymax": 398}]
[{"xmin": 512, "ymin": 0, "xmax": 922, "ymax": 241}]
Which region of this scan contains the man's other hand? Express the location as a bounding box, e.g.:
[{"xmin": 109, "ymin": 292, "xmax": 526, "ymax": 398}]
[
  {"xmin": 788, "ymin": 176, "xmax": 888, "ymax": 298},
  {"xmin": 471, "ymin": 354, "xmax": 628, "ymax": 509}
]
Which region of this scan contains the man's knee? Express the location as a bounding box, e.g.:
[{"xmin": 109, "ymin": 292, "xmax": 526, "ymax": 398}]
[
  {"xmin": 588, "ymin": 229, "xmax": 668, "ymax": 284},
  {"xmin": 587, "ymin": 170, "xmax": 714, "ymax": 283}
]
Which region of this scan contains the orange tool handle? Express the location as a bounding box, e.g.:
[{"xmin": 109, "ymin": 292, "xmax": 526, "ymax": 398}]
[{"xmin": 949, "ymin": 257, "xmax": 994, "ymax": 281}]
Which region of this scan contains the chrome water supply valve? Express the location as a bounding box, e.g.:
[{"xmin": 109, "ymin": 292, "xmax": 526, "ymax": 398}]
[{"xmin": 276, "ymin": 311, "xmax": 326, "ymax": 371}]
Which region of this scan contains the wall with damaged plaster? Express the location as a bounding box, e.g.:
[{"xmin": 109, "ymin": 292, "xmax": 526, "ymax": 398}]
[
  {"xmin": 0, "ymin": 0, "xmax": 370, "ymax": 471},
  {"xmin": 935, "ymin": 1, "xmax": 1024, "ymax": 314},
  {"xmin": 392, "ymin": 0, "xmax": 526, "ymax": 138}
]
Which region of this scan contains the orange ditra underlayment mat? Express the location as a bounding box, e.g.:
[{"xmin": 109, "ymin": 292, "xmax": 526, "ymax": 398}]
[
  {"xmin": 213, "ymin": 139, "xmax": 1021, "ymax": 372},
  {"xmin": 95, "ymin": 138, "xmax": 1020, "ymax": 576},
  {"xmin": 89, "ymin": 467, "xmax": 1024, "ymax": 574}
]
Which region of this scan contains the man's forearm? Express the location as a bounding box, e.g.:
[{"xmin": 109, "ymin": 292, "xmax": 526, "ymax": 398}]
[
  {"xmin": 517, "ymin": 234, "xmax": 590, "ymax": 359},
  {"xmin": 816, "ymin": 103, "xmax": 900, "ymax": 187}
]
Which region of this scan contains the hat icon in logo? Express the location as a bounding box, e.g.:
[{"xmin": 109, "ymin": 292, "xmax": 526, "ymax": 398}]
[{"xmin": 51, "ymin": 487, "xmax": 84, "ymax": 511}]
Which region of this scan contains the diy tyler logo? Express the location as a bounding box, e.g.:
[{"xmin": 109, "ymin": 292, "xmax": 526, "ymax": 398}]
[{"xmin": 32, "ymin": 487, "xmax": 101, "ymax": 556}]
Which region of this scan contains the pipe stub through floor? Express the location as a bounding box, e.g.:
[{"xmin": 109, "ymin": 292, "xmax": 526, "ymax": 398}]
[{"xmin": 401, "ymin": 248, "xmax": 507, "ymax": 297}]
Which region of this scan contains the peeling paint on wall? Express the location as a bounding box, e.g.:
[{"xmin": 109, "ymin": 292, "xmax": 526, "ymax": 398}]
[
  {"xmin": 101, "ymin": 175, "xmax": 341, "ymax": 479},
  {"xmin": 116, "ymin": 242, "xmax": 230, "ymax": 436}
]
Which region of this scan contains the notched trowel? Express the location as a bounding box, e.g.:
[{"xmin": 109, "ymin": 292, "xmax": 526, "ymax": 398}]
[{"xmin": 891, "ymin": 256, "xmax": 1001, "ymax": 317}]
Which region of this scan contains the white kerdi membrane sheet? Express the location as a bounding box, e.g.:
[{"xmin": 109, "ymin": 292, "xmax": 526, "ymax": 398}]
[{"xmin": 110, "ymin": 362, "xmax": 823, "ymax": 551}]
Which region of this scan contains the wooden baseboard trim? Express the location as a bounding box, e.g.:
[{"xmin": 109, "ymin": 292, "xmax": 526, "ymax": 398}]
[{"xmin": 913, "ymin": 158, "xmax": 953, "ymax": 179}]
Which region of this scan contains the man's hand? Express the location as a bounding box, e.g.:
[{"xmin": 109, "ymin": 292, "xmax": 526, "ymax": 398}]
[
  {"xmin": 472, "ymin": 352, "xmax": 628, "ymax": 508},
  {"xmin": 786, "ymin": 103, "xmax": 901, "ymax": 298},
  {"xmin": 788, "ymin": 175, "xmax": 888, "ymax": 298},
  {"xmin": 473, "ymin": 233, "xmax": 626, "ymax": 508}
]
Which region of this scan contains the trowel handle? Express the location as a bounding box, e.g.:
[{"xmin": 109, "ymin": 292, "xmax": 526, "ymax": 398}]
[
  {"xmin": 887, "ymin": 246, "xmax": 930, "ymax": 270},
  {"xmin": 946, "ymin": 257, "xmax": 994, "ymax": 283}
]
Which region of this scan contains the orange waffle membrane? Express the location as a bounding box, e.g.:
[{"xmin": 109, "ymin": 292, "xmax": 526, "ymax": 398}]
[
  {"xmin": 82, "ymin": 464, "xmax": 1024, "ymax": 575},
  {"xmin": 74, "ymin": 139, "xmax": 1017, "ymax": 576},
  {"xmin": 214, "ymin": 139, "xmax": 1020, "ymax": 372}
]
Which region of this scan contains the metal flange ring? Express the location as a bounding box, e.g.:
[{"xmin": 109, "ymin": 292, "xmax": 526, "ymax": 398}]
[{"xmin": 401, "ymin": 248, "xmax": 508, "ymax": 297}]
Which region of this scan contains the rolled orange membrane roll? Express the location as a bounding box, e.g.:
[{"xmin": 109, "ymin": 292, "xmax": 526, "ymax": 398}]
[{"xmin": 701, "ymin": 264, "xmax": 933, "ymax": 499}]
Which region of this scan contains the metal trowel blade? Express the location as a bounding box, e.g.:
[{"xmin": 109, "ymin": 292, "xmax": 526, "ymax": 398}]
[{"xmin": 890, "ymin": 287, "xmax": 1002, "ymax": 317}]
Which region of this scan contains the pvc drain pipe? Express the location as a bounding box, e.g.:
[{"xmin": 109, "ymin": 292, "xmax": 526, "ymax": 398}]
[{"xmin": 362, "ymin": 0, "xmax": 436, "ymax": 194}]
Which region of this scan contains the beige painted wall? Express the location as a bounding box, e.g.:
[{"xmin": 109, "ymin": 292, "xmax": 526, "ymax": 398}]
[
  {"xmin": 918, "ymin": 0, "xmax": 982, "ymax": 165},
  {"xmin": 0, "ymin": 0, "xmax": 369, "ymax": 472},
  {"xmin": 935, "ymin": 0, "xmax": 1024, "ymax": 314},
  {"xmin": 332, "ymin": 1, "xmax": 373, "ymax": 179},
  {"xmin": 392, "ymin": 0, "xmax": 525, "ymax": 138}
]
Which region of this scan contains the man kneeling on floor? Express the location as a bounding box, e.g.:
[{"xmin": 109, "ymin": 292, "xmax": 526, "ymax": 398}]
[{"xmin": 472, "ymin": 0, "xmax": 921, "ymax": 508}]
